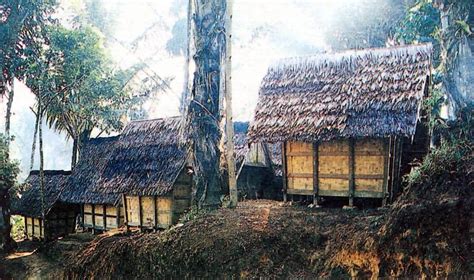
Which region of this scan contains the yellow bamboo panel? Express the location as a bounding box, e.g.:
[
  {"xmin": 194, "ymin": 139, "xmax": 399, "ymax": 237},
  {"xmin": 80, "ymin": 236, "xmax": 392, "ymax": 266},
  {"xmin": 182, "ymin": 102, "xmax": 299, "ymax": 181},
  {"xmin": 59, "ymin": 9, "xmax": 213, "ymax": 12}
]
[
  {"xmin": 288, "ymin": 177, "xmax": 313, "ymax": 190},
  {"xmin": 319, "ymin": 178, "xmax": 349, "ymax": 192},
  {"xmin": 287, "ymin": 155, "xmax": 313, "ymax": 174},
  {"xmin": 318, "ymin": 155, "xmax": 349, "ymax": 174},
  {"xmin": 95, "ymin": 215, "xmax": 104, "ymax": 228},
  {"xmin": 84, "ymin": 204, "xmax": 93, "ymax": 213},
  {"xmin": 355, "ymin": 179, "xmax": 383, "ymax": 192},
  {"xmin": 355, "ymin": 155, "xmax": 384, "ymax": 175},
  {"xmin": 141, "ymin": 196, "xmax": 155, "ymax": 227},
  {"xmin": 288, "ymin": 141, "xmax": 313, "ymax": 153},
  {"xmin": 319, "ymin": 140, "xmax": 349, "ymax": 153},
  {"xmin": 355, "ymin": 138, "xmax": 384, "ymax": 152},
  {"xmin": 126, "ymin": 196, "xmax": 140, "ymax": 225},
  {"xmin": 106, "ymin": 206, "xmax": 117, "ymax": 216},
  {"xmin": 106, "ymin": 217, "xmax": 117, "ymax": 228},
  {"xmin": 84, "ymin": 213, "xmax": 93, "ymax": 226},
  {"xmin": 157, "ymin": 197, "xmax": 172, "ymax": 228}
]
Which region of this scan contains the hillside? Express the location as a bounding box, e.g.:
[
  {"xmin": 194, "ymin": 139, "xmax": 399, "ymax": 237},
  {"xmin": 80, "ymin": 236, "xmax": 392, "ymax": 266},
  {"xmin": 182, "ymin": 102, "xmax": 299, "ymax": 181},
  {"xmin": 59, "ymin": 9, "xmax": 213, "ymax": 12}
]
[{"xmin": 1, "ymin": 138, "xmax": 472, "ymax": 279}]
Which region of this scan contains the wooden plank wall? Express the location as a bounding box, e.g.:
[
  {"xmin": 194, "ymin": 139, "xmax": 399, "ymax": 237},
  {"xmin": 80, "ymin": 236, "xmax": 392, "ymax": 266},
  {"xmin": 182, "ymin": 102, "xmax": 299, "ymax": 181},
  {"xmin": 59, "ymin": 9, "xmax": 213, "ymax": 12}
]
[
  {"xmin": 24, "ymin": 216, "xmax": 44, "ymax": 239},
  {"xmin": 83, "ymin": 204, "xmax": 124, "ymax": 231},
  {"xmin": 285, "ymin": 138, "xmax": 389, "ymax": 200},
  {"xmin": 124, "ymin": 169, "xmax": 192, "ymax": 230}
]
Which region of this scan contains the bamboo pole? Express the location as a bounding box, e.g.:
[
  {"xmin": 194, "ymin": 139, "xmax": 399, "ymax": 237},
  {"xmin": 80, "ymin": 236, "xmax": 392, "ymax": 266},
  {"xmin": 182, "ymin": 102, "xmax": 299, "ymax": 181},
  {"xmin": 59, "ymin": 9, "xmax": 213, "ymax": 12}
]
[{"xmin": 225, "ymin": 0, "xmax": 238, "ymax": 207}]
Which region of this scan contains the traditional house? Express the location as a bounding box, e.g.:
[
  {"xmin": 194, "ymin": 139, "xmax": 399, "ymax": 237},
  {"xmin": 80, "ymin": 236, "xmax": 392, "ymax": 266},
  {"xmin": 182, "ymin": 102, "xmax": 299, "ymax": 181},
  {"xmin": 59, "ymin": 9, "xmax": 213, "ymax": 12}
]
[
  {"xmin": 98, "ymin": 117, "xmax": 193, "ymax": 231},
  {"xmin": 60, "ymin": 136, "xmax": 125, "ymax": 232},
  {"xmin": 234, "ymin": 122, "xmax": 276, "ymax": 199},
  {"xmin": 248, "ymin": 44, "xmax": 432, "ymax": 206},
  {"xmin": 11, "ymin": 170, "xmax": 77, "ymax": 240}
]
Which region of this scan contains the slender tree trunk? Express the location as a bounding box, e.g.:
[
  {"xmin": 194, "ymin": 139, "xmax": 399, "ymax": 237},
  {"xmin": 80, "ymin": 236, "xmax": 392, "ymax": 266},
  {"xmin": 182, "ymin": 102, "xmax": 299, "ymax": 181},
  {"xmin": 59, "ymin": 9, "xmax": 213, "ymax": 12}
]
[
  {"xmin": 180, "ymin": 0, "xmax": 193, "ymax": 115},
  {"xmin": 186, "ymin": 0, "xmax": 227, "ymax": 209},
  {"xmin": 224, "ymin": 0, "xmax": 238, "ymax": 207},
  {"xmin": 71, "ymin": 136, "xmax": 78, "ymax": 170},
  {"xmin": 38, "ymin": 85, "xmax": 46, "ymax": 242},
  {"xmin": 0, "ymin": 80, "xmax": 15, "ymax": 252},
  {"xmin": 4, "ymin": 80, "xmax": 14, "ymax": 140},
  {"xmin": 29, "ymin": 110, "xmax": 40, "ymax": 171}
]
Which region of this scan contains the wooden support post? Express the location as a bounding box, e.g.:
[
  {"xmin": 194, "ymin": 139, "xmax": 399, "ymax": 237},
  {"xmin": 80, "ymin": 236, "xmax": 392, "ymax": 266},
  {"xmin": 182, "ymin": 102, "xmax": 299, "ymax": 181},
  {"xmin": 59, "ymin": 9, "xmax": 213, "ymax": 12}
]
[
  {"xmin": 102, "ymin": 205, "xmax": 107, "ymax": 231},
  {"xmin": 389, "ymin": 137, "xmax": 398, "ymax": 201},
  {"xmin": 32, "ymin": 217, "xmax": 35, "ymax": 237},
  {"xmin": 138, "ymin": 196, "xmax": 143, "ymax": 231},
  {"xmin": 312, "ymin": 142, "xmax": 319, "ymax": 206},
  {"xmin": 116, "ymin": 206, "xmax": 120, "ymax": 229},
  {"xmin": 24, "ymin": 216, "xmax": 28, "ymax": 239},
  {"xmin": 153, "ymin": 195, "xmax": 158, "ymax": 231},
  {"xmin": 91, "ymin": 204, "xmax": 96, "ymax": 234},
  {"xmin": 348, "ymin": 139, "xmax": 355, "ymax": 207},
  {"xmin": 382, "ymin": 138, "xmax": 390, "ymax": 206},
  {"xmin": 39, "ymin": 218, "xmax": 43, "ymax": 240},
  {"xmin": 282, "ymin": 142, "xmax": 288, "ymax": 202},
  {"xmin": 122, "ymin": 194, "xmax": 129, "ymax": 231}
]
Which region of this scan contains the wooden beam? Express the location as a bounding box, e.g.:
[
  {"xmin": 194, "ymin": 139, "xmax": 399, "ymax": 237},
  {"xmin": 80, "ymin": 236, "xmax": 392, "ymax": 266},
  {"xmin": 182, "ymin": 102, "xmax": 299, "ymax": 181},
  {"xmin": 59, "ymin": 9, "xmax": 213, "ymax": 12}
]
[
  {"xmin": 32, "ymin": 217, "xmax": 35, "ymax": 237},
  {"xmin": 122, "ymin": 194, "xmax": 129, "ymax": 231},
  {"xmin": 116, "ymin": 206, "xmax": 120, "ymax": 229},
  {"xmin": 91, "ymin": 204, "xmax": 96, "ymax": 233},
  {"xmin": 138, "ymin": 196, "xmax": 143, "ymax": 231},
  {"xmin": 102, "ymin": 205, "xmax": 107, "ymax": 231},
  {"xmin": 282, "ymin": 142, "xmax": 288, "ymax": 202},
  {"xmin": 24, "ymin": 216, "xmax": 27, "ymax": 239},
  {"xmin": 348, "ymin": 138, "xmax": 355, "ymax": 207},
  {"xmin": 39, "ymin": 218, "xmax": 43, "ymax": 240},
  {"xmin": 313, "ymin": 142, "xmax": 319, "ymax": 205},
  {"xmin": 153, "ymin": 195, "xmax": 158, "ymax": 230},
  {"xmin": 382, "ymin": 138, "xmax": 390, "ymax": 206}
]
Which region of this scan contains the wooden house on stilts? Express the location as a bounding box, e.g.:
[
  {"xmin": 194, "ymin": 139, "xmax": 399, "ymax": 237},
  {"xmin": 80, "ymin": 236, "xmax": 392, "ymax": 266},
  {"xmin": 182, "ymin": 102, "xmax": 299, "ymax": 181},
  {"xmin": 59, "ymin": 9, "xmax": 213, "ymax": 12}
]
[
  {"xmin": 60, "ymin": 136, "xmax": 125, "ymax": 232},
  {"xmin": 248, "ymin": 44, "xmax": 432, "ymax": 206},
  {"xmin": 99, "ymin": 117, "xmax": 193, "ymax": 231},
  {"xmin": 11, "ymin": 170, "xmax": 78, "ymax": 240}
]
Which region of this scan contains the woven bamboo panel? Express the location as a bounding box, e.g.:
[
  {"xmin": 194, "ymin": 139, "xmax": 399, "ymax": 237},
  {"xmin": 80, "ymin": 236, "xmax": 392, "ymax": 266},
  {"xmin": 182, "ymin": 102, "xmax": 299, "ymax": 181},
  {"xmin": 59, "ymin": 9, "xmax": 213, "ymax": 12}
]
[
  {"xmin": 319, "ymin": 140, "xmax": 349, "ymax": 153},
  {"xmin": 355, "ymin": 139, "xmax": 384, "ymax": 152},
  {"xmin": 319, "ymin": 178, "xmax": 349, "ymax": 191},
  {"xmin": 106, "ymin": 206, "xmax": 117, "ymax": 216},
  {"xmin": 288, "ymin": 141, "xmax": 313, "ymax": 152},
  {"xmin": 94, "ymin": 205, "xmax": 104, "ymax": 214},
  {"xmin": 95, "ymin": 215, "xmax": 104, "ymax": 228},
  {"xmin": 157, "ymin": 197, "xmax": 172, "ymax": 227},
  {"xmin": 319, "ymin": 155, "xmax": 349, "ymax": 174},
  {"xmin": 106, "ymin": 217, "xmax": 117, "ymax": 228},
  {"xmin": 126, "ymin": 196, "xmax": 140, "ymax": 225},
  {"xmin": 355, "ymin": 156, "xmax": 384, "ymax": 175},
  {"xmin": 141, "ymin": 196, "xmax": 155, "ymax": 227},
  {"xmin": 26, "ymin": 217, "xmax": 44, "ymax": 238},
  {"xmin": 356, "ymin": 179, "xmax": 383, "ymax": 192},
  {"xmin": 84, "ymin": 213, "xmax": 93, "ymax": 226},
  {"xmin": 84, "ymin": 204, "xmax": 93, "ymax": 213},
  {"xmin": 288, "ymin": 177, "xmax": 313, "ymax": 190}
]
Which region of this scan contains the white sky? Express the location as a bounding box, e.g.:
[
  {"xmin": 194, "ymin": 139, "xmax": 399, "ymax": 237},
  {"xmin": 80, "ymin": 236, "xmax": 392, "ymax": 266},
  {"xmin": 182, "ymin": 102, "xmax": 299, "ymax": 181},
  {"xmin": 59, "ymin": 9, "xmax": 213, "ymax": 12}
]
[{"xmin": 1, "ymin": 0, "xmax": 361, "ymax": 177}]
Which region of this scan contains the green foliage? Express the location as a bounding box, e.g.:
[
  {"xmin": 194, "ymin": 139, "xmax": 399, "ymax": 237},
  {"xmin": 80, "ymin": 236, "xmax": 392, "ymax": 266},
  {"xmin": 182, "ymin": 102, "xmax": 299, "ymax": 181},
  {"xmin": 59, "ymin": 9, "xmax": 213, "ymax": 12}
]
[
  {"xmin": 10, "ymin": 215, "xmax": 24, "ymax": 240},
  {"xmin": 406, "ymin": 106, "xmax": 473, "ymax": 186},
  {"xmin": 396, "ymin": 1, "xmax": 440, "ymax": 45},
  {"xmin": 423, "ymin": 86, "xmax": 446, "ymax": 131},
  {"xmin": 0, "ymin": 0, "xmax": 58, "ymax": 91},
  {"xmin": 0, "ymin": 134, "xmax": 19, "ymax": 191}
]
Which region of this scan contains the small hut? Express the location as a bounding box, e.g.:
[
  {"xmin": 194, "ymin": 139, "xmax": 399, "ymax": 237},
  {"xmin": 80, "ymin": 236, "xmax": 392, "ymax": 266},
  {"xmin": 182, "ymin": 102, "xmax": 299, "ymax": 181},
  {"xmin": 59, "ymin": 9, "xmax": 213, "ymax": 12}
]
[
  {"xmin": 248, "ymin": 44, "xmax": 432, "ymax": 206},
  {"xmin": 234, "ymin": 122, "xmax": 276, "ymax": 199},
  {"xmin": 99, "ymin": 117, "xmax": 193, "ymax": 230},
  {"xmin": 60, "ymin": 136, "xmax": 125, "ymax": 232},
  {"xmin": 11, "ymin": 170, "xmax": 77, "ymax": 240}
]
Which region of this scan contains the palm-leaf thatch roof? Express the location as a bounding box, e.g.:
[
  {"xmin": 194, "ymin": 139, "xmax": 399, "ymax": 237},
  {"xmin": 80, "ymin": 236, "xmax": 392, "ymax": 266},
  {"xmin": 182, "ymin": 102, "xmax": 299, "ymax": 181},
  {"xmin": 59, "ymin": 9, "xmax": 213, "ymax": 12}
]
[
  {"xmin": 12, "ymin": 170, "xmax": 71, "ymax": 218},
  {"xmin": 96, "ymin": 116, "xmax": 187, "ymax": 197},
  {"xmin": 248, "ymin": 44, "xmax": 432, "ymax": 143},
  {"xmin": 60, "ymin": 136, "xmax": 119, "ymax": 205}
]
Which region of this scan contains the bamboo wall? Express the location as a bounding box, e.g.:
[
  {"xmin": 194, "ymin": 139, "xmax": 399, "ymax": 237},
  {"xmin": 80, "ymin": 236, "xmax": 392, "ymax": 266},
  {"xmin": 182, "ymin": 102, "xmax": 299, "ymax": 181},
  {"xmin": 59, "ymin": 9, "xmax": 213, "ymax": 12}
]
[
  {"xmin": 24, "ymin": 207, "xmax": 76, "ymax": 240},
  {"xmin": 123, "ymin": 169, "xmax": 192, "ymax": 230},
  {"xmin": 83, "ymin": 204, "xmax": 124, "ymax": 231},
  {"xmin": 284, "ymin": 138, "xmax": 390, "ymax": 201}
]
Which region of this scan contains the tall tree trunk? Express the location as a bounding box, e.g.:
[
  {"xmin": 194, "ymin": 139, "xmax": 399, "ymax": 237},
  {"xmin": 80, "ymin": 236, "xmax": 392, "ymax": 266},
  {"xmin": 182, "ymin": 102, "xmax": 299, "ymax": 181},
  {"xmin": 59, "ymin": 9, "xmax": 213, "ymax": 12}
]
[
  {"xmin": 180, "ymin": 0, "xmax": 193, "ymax": 115},
  {"xmin": 29, "ymin": 110, "xmax": 40, "ymax": 171},
  {"xmin": 38, "ymin": 85, "xmax": 46, "ymax": 242},
  {"xmin": 71, "ymin": 136, "xmax": 78, "ymax": 170},
  {"xmin": 4, "ymin": 80, "xmax": 14, "ymax": 140},
  {"xmin": 224, "ymin": 0, "xmax": 238, "ymax": 207},
  {"xmin": 186, "ymin": 0, "xmax": 227, "ymax": 209},
  {"xmin": 0, "ymin": 80, "xmax": 15, "ymax": 252}
]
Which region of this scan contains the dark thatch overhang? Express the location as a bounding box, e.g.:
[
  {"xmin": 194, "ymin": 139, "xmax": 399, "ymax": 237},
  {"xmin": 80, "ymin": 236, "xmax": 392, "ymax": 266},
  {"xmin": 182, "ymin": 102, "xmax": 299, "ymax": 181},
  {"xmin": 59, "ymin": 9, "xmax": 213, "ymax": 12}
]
[
  {"xmin": 12, "ymin": 170, "xmax": 71, "ymax": 218},
  {"xmin": 248, "ymin": 44, "xmax": 432, "ymax": 143},
  {"xmin": 95, "ymin": 116, "xmax": 188, "ymax": 198},
  {"xmin": 60, "ymin": 136, "xmax": 120, "ymax": 205}
]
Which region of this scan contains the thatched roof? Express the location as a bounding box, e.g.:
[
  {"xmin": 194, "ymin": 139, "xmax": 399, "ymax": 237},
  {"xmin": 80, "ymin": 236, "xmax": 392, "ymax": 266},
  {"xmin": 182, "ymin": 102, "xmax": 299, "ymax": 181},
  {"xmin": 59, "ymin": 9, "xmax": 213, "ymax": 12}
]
[
  {"xmin": 96, "ymin": 117, "xmax": 188, "ymax": 197},
  {"xmin": 248, "ymin": 44, "xmax": 432, "ymax": 143},
  {"xmin": 12, "ymin": 170, "xmax": 71, "ymax": 218},
  {"xmin": 234, "ymin": 121, "xmax": 250, "ymax": 168},
  {"xmin": 60, "ymin": 136, "xmax": 120, "ymax": 205}
]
